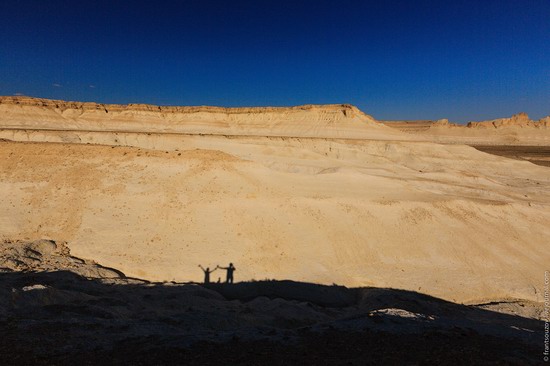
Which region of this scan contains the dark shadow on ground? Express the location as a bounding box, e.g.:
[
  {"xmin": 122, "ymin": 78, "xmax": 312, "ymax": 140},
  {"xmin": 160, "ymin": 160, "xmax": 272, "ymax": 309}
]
[{"xmin": 0, "ymin": 271, "xmax": 544, "ymax": 365}]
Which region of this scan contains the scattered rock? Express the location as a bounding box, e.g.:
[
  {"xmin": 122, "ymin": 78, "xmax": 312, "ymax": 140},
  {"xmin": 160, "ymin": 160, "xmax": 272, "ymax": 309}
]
[
  {"xmin": 22, "ymin": 284, "xmax": 48, "ymax": 291},
  {"xmin": 29, "ymin": 239, "xmax": 57, "ymax": 255},
  {"xmin": 0, "ymin": 240, "xmax": 125, "ymax": 279}
]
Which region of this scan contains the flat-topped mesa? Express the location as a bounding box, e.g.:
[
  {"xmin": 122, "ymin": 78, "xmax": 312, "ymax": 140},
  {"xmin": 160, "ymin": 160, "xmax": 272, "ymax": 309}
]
[
  {"xmin": 380, "ymin": 119, "xmax": 456, "ymax": 133},
  {"xmin": 0, "ymin": 96, "xmax": 405, "ymax": 139},
  {"xmin": 0, "ymin": 95, "xmax": 367, "ymax": 116}
]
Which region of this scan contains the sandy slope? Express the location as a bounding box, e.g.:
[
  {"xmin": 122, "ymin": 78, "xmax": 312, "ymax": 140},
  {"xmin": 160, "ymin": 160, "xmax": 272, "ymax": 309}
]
[
  {"xmin": 1, "ymin": 97, "xmax": 549, "ymax": 304},
  {"xmin": 1, "ymin": 136, "xmax": 549, "ymax": 303}
]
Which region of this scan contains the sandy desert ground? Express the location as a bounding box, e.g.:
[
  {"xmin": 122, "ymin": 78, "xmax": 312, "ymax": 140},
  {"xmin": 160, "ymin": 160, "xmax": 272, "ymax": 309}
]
[{"xmin": 0, "ymin": 96, "xmax": 549, "ymax": 364}]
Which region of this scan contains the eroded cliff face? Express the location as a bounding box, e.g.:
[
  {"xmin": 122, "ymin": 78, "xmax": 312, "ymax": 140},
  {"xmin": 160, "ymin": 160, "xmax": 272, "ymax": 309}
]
[
  {"xmin": 0, "ymin": 96, "xmax": 368, "ymax": 115},
  {"xmin": 384, "ymin": 113, "xmax": 549, "ymax": 130},
  {"xmin": 466, "ymin": 113, "xmax": 549, "ymax": 129},
  {"xmin": 382, "ymin": 113, "xmax": 550, "ymax": 145},
  {"xmin": 0, "ymin": 96, "xmax": 407, "ymax": 140}
]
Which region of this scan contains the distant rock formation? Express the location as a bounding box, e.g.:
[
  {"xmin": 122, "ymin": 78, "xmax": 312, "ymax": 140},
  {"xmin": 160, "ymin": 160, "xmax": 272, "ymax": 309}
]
[
  {"xmin": 381, "ymin": 113, "xmax": 550, "ymax": 145},
  {"xmin": 466, "ymin": 113, "xmax": 548, "ymax": 129},
  {"xmin": 384, "ymin": 113, "xmax": 549, "ymax": 131}
]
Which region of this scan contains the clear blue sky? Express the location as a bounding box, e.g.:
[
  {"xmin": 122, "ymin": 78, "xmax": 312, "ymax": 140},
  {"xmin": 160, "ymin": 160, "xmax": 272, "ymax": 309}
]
[{"xmin": 1, "ymin": 0, "xmax": 548, "ymax": 122}]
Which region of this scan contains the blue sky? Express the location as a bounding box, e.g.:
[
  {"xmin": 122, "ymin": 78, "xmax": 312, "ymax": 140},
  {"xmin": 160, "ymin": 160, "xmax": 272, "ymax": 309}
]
[{"xmin": 0, "ymin": 0, "xmax": 548, "ymax": 122}]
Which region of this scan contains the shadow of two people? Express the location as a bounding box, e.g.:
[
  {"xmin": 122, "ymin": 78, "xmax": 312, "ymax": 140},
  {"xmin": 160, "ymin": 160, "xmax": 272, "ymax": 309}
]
[{"xmin": 199, "ymin": 263, "xmax": 236, "ymax": 284}]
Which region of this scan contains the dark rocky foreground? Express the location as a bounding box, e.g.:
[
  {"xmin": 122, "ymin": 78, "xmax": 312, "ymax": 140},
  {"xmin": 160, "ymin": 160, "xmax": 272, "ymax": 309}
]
[
  {"xmin": 0, "ymin": 239, "xmax": 545, "ymax": 365},
  {"xmin": 0, "ymin": 269, "xmax": 544, "ymax": 365},
  {"xmin": 1, "ymin": 324, "xmax": 540, "ymax": 366}
]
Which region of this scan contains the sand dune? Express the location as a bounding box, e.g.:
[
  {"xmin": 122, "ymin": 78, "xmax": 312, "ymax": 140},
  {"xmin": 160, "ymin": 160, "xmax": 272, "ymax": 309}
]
[{"xmin": 1, "ymin": 97, "xmax": 549, "ymax": 304}]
